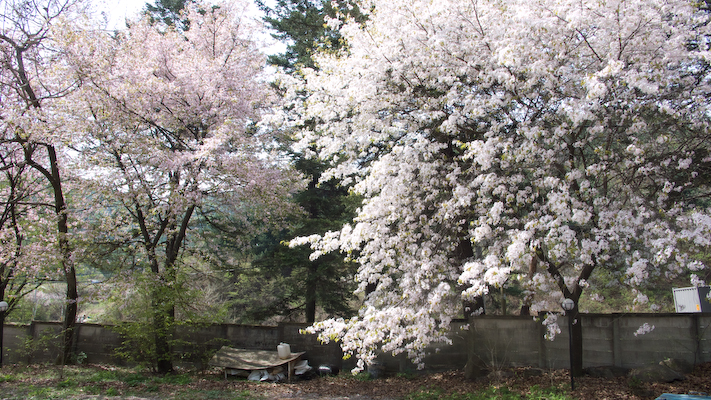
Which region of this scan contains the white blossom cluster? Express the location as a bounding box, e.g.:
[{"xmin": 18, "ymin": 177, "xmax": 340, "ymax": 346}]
[
  {"xmin": 634, "ymin": 323, "xmax": 655, "ymax": 337},
  {"xmin": 284, "ymin": 0, "xmax": 711, "ymax": 370}
]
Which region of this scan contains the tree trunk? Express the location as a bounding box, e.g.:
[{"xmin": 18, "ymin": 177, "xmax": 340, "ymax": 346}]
[
  {"xmin": 570, "ymin": 305, "xmax": 583, "ymax": 377},
  {"xmin": 500, "ymin": 286, "xmax": 507, "ymax": 315},
  {"xmin": 26, "ymin": 144, "xmax": 78, "ymax": 366},
  {"xmin": 153, "ymin": 263, "xmax": 177, "ymax": 374},
  {"xmin": 49, "ymin": 145, "xmax": 78, "ymax": 366},
  {"xmin": 153, "ymin": 205, "xmax": 194, "ymax": 374},
  {"xmin": 463, "ymin": 296, "xmax": 485, "ymax": 316},
  {"xmin": 153, "ymin": 296, "xmax": 175, "ymax": 374},
  {"xmin": 520, "ymin": 256, "xmax": 538, "ymax": 316},
  {"xmin": 536, "ymin": 247, "xmax": 590, "ymax": 378},
  {"xmin": 456, "ymin": 237, "xmax": 486, "ymax": 316},
  {"xmin": 12, "ymin": 34, "xmax": 78, "ymax": 364},
  {"xmin": 305, "ymin": 261, "xmax": 318, "ymax": 323},
  {"xmin": 61, "ymin": 264, "xmax": 78, "ymax": 365},
  {"xmin": 304, "ymin": 261, "xmax": 318, "ymax": 324},
  {"xmin": 305, "ymin": 298, "xmax": 316, "ymax": 324}
]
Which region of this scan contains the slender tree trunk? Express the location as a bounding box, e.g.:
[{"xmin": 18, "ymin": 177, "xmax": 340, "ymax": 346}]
[
  {"xmin": 153, "ymin": 260, "xmax": 177, "ymax": 374},
  {"xmin": 141, "ymin": 213, "xmax": 173, "ymax": 374},
  {"xmin": 520, "ymin": 255, "xmax": 538, "ymax": 316},
  {"xmin": 153, "ymin": 288, "xmax": 175, "ymax": 374},
  {"xmin": 537, "ymin": 246, "xmax": 591, "ymax": 378},
  {"xmin": 25, "ymin": 144, "xmax": 77, "ymax": 365},
  {"xmin": 500, "ymin": 286, "xmax": 507, "ymax": 315},
  {"xmin": 61, "ymin": 263, "xmax": 78, "ymax": 365},
  {"xmin": 33, "ymin": 149, "xmax": 79, "ymax": 366},
  {"xmin": 305, "ymin": 261, "xmax": 318, "ymax": 323},
  {"xmin": 305, "ymin": 298, "xmax": 316, "ymax": 324},
  {"xmin": 305, "ymin": 177, "xmax": 319, "ymax": 325},
  {"xmin": 10, "ymin": 38, "xmax": 78, "ymax": 365},
  {"xmin": 154, "ymin": 252, "xmax": 179, "ymax": 374},
  {"xmin": 153, "ymin": 204, "xmax": 195, "ymax": 374},
  {"xmin": 47, "ymin": 145, "xmax": 78, "ymax": 366},
  {"xmin": 456, "ymin": 238, "xmax": 486, "ymax": 316},
  {"xmin": 570, "ymin": 305, "xmax": 583, "ymax": 377}
]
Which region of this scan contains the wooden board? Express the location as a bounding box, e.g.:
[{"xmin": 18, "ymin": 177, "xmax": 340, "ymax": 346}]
[{"xmin": 209, "ymin": 346, "xmax": 304, "ymax": 371}]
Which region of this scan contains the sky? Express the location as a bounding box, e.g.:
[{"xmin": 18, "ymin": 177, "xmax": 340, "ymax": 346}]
[
  {"xmin": 94, "ymin": 0, "xmax": 146, "ymax": 29},
  {"xmin": 94, "ymin": 0, "xmax": 266, "ymax": 29},
  {"xmin": 93, "ymin": 0, "xmax": 284, "ymax": 54}
]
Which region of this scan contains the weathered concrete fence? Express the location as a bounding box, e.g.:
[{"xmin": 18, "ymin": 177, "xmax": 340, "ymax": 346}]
[
  {"xmin": 1, "ymin": 322, "xmax": 344, "ymax": 370},
  {"xmin": 463, "ymin": 313, "xmax": 711, "ymax": 374},
  {"xmin": 1, "ymin": 313, "xmax": 709, "ymax": 374}
]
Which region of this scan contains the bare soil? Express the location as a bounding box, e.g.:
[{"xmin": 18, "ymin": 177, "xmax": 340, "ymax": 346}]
[
  {"xmin": 4, "ymin": 363, "xmax": 711, "ymax": 399},
  {"xmin": 256, "ymin": 364, "xmax": 711, "ymax": 399}
]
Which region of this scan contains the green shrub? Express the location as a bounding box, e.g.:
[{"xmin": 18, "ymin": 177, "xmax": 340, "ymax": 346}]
[
  {"xmin": 14, "ymin": 328, "xmax": 62, "ymax": 364},
  {"xmin": 104, "ymin": 270, "xmax": 229, "ymax": 372}
]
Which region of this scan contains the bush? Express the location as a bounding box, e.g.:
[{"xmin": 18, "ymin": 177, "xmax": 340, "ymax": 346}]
[{"xmin": 104, "ymin": 270, "xmax": 229, "ymax": 372}]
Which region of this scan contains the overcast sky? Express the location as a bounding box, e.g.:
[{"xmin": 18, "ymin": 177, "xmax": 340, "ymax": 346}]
[
  {"xmin": 96, "ymin": 0, "xmax": 265, "ymax": 28},
  {"xmin": 93, "ymin": 0, "xmax": 283, "ymax": 54},
  {"xmin": 94, "ymin": 0, "xmax": 146, "ymax": 29}
]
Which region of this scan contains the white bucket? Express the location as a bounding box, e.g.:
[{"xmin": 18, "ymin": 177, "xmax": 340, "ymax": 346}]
[{"xmin": 277, "ymin": 342, "xmax": 291, "ymax": 359}]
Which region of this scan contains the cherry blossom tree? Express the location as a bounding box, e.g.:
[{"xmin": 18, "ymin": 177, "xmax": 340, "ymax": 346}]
[
  {"xmin": 59, "ymin": 0, "xmax": 302, "ymax": 372},
  {"xmin": 286, "ymin": 0, "xmax": 711, "ymax": 375},
  {"xmin": 0, "ymin": 0, "xmax": 86, "ymax": 365},
  {"xmin": 0, "ymin": 145, "xmax": 56, "ymax": 330}
]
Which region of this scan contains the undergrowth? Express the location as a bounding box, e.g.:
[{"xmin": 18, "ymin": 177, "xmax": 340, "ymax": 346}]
[
  {"xmin": 0, "ymin": 364, "xmax": 260, "ymax": 400},
  {"xmin": 406, "ymin": 384, "xmax": 574, "ymax": 400},
  {"xmin": 0, "ymin": 364, "xmax": 577, "ymax": 400}
]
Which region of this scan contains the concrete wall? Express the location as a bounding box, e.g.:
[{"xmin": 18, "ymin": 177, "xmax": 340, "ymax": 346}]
[
  {"xmin": 467, "ymin": 316, "xmax": 548, "ymax": 370},
  {"xmin": 580, "ymin": 313, "xmax": 711, "ymax": 368},
  {"xmin": 466, "ymin": 313, "xmax": 711, "ymax": 372},
  {"xmin": 0, "ymin": 321, "xmax": 347, "ymax": 370},
  {"xmin": 1, "ymin": 313, "xmax": 709, "ymax": 373}
]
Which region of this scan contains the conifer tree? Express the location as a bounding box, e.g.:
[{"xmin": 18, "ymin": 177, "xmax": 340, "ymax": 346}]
[{"xmin": 241, "ymin": 0, "xmax": 366, "ymax": 323}]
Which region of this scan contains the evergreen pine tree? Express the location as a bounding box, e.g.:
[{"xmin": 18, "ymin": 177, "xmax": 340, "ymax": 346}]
[{"xmin": 239, "ymin": 0, "xmax": 366, "ymax": 323}]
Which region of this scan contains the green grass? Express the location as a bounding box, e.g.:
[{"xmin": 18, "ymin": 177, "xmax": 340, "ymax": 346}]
[
  {"xmin": 406, "ymin": 384, "xmax": 574, "ymax": 400},
  {"xmin": 0, "ymin": 365, "xmax": 264, "ymax": 400},
  {"xmin": 0, "ymin": 364, "xmax": 575, "ymax": 400}
]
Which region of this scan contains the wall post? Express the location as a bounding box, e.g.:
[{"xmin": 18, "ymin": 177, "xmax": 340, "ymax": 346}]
[
  {"xmin": 612, "ymin": 317, "xmax": 620, "ymax": 368},
  {"xmin": 538, "ymin": 320, "xmax": 547, "ymax": 368}
]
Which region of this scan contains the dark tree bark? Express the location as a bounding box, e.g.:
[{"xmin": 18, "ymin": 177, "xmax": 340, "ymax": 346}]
[
  {"xmin": 14, "ymin": 71, "xmax": 78, "ymax": 366},
  {"xmin": 569, "ymin": 304, "xmax": 583, "ymax": 377},
  {"xmin": 537, "ymin": 244, "xmax": 593, "ymax": 378},
  {"xmin": 305, "ymin": 261, "xmax": 318, "ymax": 324}
]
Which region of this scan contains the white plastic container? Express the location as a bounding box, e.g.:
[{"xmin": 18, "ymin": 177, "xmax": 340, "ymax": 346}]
[{"xmin": 277, "ymin": 342, "xmax": 291, "ymax": 359}]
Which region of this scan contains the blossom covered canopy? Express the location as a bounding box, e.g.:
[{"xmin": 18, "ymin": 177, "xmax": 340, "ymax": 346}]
[
  {"xmin": 57, "ymin": 0, "xmax": 302, "ymax": 252},
  {"xmin": 48, "ymin": 0, "xmax": 304, "ymax": 372},
  {"xmin": 284, "ymin": 0, "xmax": 711, "ymax": 370}
]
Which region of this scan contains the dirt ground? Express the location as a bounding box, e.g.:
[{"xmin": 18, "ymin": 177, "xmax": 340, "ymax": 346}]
[
  {"xmin": 5, "ymin": 363, "xmax": 711, "ymax": 399},
  {"xmin": 243, "ymin": 363, "xmax": 711, "ymax": 399},
  {"xmin": 97, "ymin": 363, "xmax": 709, "ymax": 399}
]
